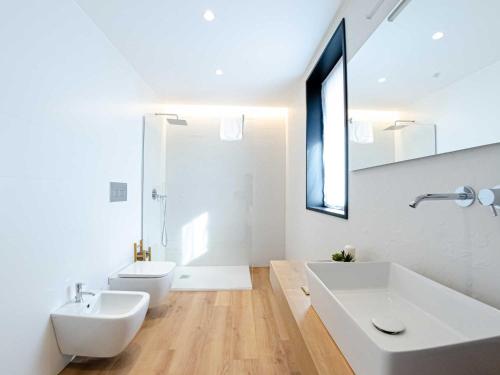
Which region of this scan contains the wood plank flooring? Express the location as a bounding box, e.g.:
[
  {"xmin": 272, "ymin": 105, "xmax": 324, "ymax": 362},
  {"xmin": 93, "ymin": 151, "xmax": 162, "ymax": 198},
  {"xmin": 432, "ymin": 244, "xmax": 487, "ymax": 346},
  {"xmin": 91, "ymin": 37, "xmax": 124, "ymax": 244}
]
[{"xmin": 60, "ymin": 268, "xmax": 302, "ymax": 375}]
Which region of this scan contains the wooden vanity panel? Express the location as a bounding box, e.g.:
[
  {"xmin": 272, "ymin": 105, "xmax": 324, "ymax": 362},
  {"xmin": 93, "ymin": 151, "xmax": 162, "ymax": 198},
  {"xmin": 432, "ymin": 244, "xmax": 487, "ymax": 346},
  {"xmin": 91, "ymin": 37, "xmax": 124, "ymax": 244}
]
[{"xmin": 270, "ymin": 260, "xmax": 354, "ymax": 375}]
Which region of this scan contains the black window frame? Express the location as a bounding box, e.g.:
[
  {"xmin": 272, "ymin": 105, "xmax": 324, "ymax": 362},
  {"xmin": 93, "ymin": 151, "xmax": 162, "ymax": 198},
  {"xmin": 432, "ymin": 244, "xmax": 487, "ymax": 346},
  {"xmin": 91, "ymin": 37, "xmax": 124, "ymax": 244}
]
[{"xmin": 305, "ymin": 18, "xmax": 348, "ymax": 219}]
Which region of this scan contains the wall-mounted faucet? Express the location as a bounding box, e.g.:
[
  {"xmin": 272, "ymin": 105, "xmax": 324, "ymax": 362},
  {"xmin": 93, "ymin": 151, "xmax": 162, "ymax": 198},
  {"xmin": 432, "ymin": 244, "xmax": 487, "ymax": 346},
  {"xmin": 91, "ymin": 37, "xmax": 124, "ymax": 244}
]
[
  {"xmin": 75, "ymin": 282, "xmax": 96, "ymax": 303},
  {"xmin": 478, "ymin": 185, "xmax": 500, "ymax": 216},
  {"xmin": 409, "ymin": 186, "xmax": 475, "ymax": 208}
]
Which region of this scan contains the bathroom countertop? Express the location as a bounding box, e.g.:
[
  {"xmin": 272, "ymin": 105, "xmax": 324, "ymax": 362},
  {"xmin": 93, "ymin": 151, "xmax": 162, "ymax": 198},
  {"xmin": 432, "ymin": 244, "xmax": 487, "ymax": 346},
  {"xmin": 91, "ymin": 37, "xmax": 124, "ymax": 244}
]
[{"xmin": 270, "ymin": 260, "xmax": 354, "ymax": 375}]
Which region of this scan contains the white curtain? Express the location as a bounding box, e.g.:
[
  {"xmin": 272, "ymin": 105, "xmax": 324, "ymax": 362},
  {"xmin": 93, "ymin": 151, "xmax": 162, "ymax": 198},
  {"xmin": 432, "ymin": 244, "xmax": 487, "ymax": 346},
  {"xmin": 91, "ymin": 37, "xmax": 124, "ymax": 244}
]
[{"xmin": 321, "ymin": 58, "xmax": 346, "ymax": 210}]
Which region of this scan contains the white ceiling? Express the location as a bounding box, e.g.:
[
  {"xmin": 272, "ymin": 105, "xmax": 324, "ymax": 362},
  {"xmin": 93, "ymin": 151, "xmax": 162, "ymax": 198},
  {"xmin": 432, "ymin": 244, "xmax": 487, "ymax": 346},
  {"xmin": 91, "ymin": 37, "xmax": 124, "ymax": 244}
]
[
  {"xmin": 349, "ymin": 0, "xmax": 500, "ymax": 110},
  {"xmin": 76, "ymin": 0, "xmax": 343, "ymax": 106}
]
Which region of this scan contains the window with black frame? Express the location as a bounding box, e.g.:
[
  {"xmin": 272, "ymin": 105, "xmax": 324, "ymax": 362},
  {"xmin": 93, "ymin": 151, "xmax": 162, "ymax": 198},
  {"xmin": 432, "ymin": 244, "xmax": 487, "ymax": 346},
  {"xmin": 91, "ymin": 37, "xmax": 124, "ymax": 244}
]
[{"xmin": 306, "ymin": 19, "xmax": 348, "ymax": 219}]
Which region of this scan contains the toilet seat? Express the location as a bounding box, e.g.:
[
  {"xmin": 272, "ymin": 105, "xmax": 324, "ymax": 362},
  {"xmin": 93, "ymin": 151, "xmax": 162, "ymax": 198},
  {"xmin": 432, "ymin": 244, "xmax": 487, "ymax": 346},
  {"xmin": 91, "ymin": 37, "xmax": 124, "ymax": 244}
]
[
  {"xmin": 110, "ymin": 261, "xmax": 176, "ymax": 308},
  {"xmin": 118, "ymin": 261, "xmax": 175, "ymax": 278}
]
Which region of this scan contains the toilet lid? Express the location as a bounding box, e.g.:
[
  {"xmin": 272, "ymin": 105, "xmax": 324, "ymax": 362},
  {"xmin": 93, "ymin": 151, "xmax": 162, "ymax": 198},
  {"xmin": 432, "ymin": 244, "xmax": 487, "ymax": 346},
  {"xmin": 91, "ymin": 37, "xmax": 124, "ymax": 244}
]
[{"xmin": 118, "ymin": 261, "xmax": 176, "ymax": 278}]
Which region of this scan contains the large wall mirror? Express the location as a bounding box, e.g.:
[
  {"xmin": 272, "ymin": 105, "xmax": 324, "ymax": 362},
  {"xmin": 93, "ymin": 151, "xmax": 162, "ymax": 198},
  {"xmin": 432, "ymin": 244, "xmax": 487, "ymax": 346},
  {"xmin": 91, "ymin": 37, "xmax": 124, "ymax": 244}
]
[{"xmin": 348, "ymin": 0, "xmax": 500, "ymax": 170}]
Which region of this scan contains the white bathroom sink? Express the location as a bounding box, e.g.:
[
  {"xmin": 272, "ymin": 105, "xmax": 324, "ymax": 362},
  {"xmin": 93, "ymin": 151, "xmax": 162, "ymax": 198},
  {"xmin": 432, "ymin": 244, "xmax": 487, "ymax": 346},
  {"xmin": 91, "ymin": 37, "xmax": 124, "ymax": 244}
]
[
  {"xmin": 51, "ymin": 290, "xmax": 149, "ymax": 357},
  {"xmin": 306, "ymin": 262, "xmax": 500, "ymax": 375}
]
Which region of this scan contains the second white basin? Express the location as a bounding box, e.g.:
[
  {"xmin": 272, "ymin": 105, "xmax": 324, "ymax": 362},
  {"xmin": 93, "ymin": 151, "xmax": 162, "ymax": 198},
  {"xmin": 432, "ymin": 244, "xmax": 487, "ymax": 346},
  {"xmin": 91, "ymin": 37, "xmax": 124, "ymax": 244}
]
[
  {"xmin": 51, "ymin": 290, "xmax": 149, "ymax": 357},
  {"xmin": 306, "ymin": 261, "xmax": 500, "ymax": 375}
]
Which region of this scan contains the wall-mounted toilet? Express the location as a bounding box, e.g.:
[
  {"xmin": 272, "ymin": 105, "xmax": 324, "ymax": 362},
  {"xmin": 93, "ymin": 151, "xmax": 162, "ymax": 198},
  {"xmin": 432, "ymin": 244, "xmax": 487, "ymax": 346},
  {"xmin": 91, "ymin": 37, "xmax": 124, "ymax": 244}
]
[{"xmin": 109, "ymin": 261, "xmax": 176, "ymax": 308}]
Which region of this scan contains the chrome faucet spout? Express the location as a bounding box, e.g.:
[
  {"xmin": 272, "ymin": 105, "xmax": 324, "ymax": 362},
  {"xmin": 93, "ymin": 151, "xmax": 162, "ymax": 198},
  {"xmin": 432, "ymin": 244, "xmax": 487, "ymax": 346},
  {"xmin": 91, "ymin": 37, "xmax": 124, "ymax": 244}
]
[
  {"xmin": 409, "ymin": 186, "xmax": 476, "ymax": 208},
  {"xmin": 410, "ymin": 193, "xmax": 465, "ymax": 208},
  {"xmin": 75, "ymin": 282, "xmax": 96, "ymax": 303},
  {"xmin": 409, "ymin": 194, "xmax": 428, "ymax": 208}
]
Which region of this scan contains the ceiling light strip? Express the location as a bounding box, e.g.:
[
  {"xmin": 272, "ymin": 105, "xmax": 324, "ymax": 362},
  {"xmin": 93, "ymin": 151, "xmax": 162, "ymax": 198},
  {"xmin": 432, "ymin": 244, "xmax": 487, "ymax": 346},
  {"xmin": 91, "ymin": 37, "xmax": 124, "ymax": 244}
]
[{"xmin": 387, "ymin": 0, "xmax": 412, "ymax": 22}]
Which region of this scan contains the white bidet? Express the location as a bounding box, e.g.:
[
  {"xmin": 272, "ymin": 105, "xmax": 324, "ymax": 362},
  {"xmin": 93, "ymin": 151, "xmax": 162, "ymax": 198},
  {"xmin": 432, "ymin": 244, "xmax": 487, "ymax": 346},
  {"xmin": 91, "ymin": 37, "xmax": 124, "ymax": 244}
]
[{"xmin": 51, "ymin": 290, "xmax": 149, "ymax": 357}]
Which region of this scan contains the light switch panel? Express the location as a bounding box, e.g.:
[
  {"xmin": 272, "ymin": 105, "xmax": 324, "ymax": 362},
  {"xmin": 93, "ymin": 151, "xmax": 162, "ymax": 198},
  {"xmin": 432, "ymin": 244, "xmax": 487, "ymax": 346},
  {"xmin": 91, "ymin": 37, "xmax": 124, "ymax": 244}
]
[{"xmin": 110, "ymin": 182, "xmax": 127, "ymax": 202}]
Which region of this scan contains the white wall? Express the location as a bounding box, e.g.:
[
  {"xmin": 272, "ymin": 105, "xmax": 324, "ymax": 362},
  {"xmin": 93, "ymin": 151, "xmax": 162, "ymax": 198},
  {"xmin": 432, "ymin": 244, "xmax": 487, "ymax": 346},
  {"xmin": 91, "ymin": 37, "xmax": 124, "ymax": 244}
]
[
  {"xmin": 0, "ymin": 1, "xmax": 157, "ymax": 374},
  {"xmin": 145, "ymin": 108, "xmax": 286, "ymax": 267},
  {"xmin": 285, "ymin": 0, "xmax": 500, "ymax": 309},
  {"xmin": 405, "ymin": 59, "xmax": 500, "ymax": 154}
]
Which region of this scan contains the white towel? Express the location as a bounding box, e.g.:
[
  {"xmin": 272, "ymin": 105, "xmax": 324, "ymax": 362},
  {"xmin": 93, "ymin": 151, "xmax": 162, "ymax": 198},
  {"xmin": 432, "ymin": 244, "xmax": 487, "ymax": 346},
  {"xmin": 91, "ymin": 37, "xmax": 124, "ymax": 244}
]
[
  {"xmin": 349, "ymin": 120, "xmax": 374, "ymax": 144},
  {"xmin": 220, "ymin": 115, "xmax": 244, "ymax": 141}
]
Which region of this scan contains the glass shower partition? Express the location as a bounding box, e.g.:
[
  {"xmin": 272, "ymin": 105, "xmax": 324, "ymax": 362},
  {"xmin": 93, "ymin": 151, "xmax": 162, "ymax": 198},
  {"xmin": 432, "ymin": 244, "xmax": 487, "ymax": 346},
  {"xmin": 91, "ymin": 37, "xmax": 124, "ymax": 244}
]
[
  {"xmin": 141, "ymin": 114, "xmax": 168, "ymax": 261},
  {"xmin": 142, "ymin": 113, "xmax": 253, "ymax": 288}
]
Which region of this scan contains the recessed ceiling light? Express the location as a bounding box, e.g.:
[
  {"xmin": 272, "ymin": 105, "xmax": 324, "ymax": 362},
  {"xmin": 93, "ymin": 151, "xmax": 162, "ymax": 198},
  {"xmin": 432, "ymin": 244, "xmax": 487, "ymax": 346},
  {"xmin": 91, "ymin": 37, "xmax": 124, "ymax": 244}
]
[
  {"xmin": 378, "ymin": 77, "xmax": 387, "ymax": 83},
  {"xmin": 203, "ymin": 9, "xmax": 215, "ymax": 22},
  {"xmin": 215, "ymin": 69, "xmax": 224, "ymax": 76},
  {"xmin": 432, "ymin": 31, "xmax": 444, "ymax": 40}
]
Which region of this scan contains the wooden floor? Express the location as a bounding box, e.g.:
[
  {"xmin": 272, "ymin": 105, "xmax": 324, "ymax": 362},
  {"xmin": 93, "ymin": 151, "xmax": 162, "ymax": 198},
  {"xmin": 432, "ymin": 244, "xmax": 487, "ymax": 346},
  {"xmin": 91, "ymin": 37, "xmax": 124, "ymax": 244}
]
[{"xmin": 61, "ymin": 268, "xmax": 302, "ymax": 375}]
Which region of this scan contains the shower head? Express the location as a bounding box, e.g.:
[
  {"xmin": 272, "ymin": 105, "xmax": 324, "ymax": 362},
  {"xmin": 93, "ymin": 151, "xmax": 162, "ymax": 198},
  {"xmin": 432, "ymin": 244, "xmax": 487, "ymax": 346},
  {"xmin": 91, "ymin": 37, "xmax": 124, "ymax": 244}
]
[
  {"xmin": 166, "ymin": 118, "xmax": 188, "ymax": 126},
  {"xmin": 153, "ymin": 113, "xmax": 188, "ymax": 126},
  {"xmin": 384, "ymin": 120, "xmax": 415, "ymax": 131}
]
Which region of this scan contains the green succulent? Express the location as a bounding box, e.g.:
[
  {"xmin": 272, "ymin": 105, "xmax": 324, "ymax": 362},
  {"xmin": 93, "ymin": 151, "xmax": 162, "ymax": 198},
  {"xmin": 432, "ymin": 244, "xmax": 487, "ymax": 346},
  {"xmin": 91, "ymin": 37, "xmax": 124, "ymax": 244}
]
[{"xmin": 331, "ymin": 249, "xmax": 355, "ymax": 262}]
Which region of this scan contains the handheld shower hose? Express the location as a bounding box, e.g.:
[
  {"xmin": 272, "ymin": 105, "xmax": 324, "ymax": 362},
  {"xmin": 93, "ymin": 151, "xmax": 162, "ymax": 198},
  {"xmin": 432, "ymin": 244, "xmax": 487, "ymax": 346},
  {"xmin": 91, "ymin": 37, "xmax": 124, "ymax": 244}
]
[{"xmin": 152, "ymin": 188, "xmax": 168, "ymax": 247}]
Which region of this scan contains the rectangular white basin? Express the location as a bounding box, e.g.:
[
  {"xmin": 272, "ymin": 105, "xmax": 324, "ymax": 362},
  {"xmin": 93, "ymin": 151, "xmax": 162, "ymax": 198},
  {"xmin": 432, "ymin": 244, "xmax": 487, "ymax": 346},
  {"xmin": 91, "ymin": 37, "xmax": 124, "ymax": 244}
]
[
  {"xmin": 306, "ymin": 261, "xmax": 500, "ymax": 375},
  {"xmin": 51, "ymin": 291, "xmax": 149, "ymax": 357}
]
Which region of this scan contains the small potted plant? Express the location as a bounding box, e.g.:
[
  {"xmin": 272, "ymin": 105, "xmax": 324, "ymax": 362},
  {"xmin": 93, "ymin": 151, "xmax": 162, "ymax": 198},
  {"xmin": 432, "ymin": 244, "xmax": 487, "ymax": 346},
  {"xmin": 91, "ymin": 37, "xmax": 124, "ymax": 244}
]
[{"xmin": 331, "ymin": 245, "xmax": 356, "ymax": 262}]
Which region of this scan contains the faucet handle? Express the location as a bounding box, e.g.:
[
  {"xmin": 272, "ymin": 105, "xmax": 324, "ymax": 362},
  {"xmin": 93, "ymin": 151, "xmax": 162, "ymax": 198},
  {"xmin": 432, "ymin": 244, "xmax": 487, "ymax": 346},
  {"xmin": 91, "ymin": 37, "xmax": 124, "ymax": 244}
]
[
  {"xmin": 478, "ymin": 186, "xmax": 500, "ymax": 216},
  {"xmin": 75, "ymin": 282, "xmax": 85, "ymax": 293},
  {"xmin": 75, "ymin": 282, "xmax": 90, "ymax": 302}
]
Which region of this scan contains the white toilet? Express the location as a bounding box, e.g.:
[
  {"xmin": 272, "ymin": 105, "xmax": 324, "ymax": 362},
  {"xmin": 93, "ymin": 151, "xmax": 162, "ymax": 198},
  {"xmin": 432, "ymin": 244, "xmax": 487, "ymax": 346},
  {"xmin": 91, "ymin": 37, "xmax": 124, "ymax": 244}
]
[{"xmin": 109, "ymin": 261, "xmax": 176, "ymax": 308}]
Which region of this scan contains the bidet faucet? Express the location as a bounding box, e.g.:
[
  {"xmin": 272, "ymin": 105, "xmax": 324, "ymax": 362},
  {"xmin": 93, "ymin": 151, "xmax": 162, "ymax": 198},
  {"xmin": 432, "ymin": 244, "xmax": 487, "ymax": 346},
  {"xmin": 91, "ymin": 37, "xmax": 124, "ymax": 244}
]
[
  {"xmin": 409, "ymin": 186, "xmax": 475, "ymax": 208},
  {"xmin": 75, "ymin": 282, "xmax": 96, "ymax": 303}
]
